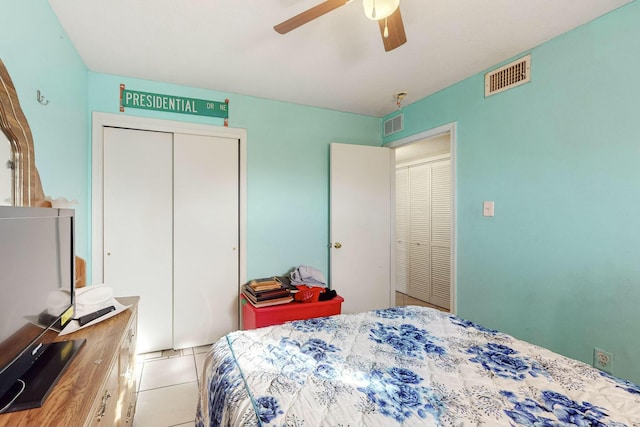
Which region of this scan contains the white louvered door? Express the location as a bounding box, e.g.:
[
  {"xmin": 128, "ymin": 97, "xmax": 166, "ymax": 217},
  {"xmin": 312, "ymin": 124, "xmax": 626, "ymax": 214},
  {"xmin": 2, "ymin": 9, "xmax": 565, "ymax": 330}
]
[
  {"xmin": 395, "ymin": 168, "xmax": 409, "ymax": 293},
  {"xmin": 429, "ymin": 160, "xmax": 451, "ymax": 309},
  {"xmin": 396, "ymin": 158, "xmax": 451, "ymax": 309},
  {"xmin": 409, "ymin": 164, "xmax": 430, "ymax": 302}
]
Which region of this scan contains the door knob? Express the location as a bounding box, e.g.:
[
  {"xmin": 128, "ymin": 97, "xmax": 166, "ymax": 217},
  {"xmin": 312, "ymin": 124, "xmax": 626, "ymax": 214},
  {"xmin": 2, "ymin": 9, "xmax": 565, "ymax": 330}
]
[{"xmin": 333, "ymin": 242, "xmax": 342, "ymax": 249}]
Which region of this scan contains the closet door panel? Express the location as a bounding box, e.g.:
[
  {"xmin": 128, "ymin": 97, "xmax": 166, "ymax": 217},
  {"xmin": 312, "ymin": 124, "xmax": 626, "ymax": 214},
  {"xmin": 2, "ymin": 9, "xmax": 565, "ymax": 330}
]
[
  {"xmin": 430, "ymin": 246, "xmax": 450, "ymax": 309},
  {"xmin": 408, "ymin": 164, "xmax": 430, "ymax": 301},
  {"xmin": 173, "ymin": 134, "xmax": 239, "ymax": 349},
  {"xmin": 103, "ymin": 127, "xmax": 173, "ymax": 353},
  {"xmin": 430, "ymin": 160, "xmax": 451, "ymax": 309},
  {"xmin": 395, "ymin": 168, "xmax": 409, "ymax": 294},
  {"xmin": 430, "ymin": 161, "xmax": 451, "ymax": 247},
  {"xmin": 408, "ymin": 243, "xmax": 430, "ymax": 302},
  {"xmin": 408, "ymin": 164, "xmax": 429, "ymax": 245}
]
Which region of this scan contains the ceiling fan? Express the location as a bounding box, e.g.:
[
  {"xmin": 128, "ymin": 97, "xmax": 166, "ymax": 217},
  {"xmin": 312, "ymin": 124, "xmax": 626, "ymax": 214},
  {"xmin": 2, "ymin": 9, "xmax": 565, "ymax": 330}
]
[{"xmin": 274, "ymin": 0, "xmax": 407, "ymax": 52}]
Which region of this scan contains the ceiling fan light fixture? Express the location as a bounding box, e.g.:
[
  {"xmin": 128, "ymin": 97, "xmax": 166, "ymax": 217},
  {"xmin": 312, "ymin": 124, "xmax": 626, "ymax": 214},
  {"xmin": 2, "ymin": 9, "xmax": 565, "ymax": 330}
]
[{"xmin": 363, "ymin": 0, "xmax": 399, "ymax": 21}]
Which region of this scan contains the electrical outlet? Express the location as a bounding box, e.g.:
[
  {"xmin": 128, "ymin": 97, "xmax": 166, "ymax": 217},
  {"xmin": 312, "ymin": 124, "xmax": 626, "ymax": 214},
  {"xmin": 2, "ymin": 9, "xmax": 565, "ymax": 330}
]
[{"xmin": 593, "ymin": 348, "xmax": 614, "ymax": 374}]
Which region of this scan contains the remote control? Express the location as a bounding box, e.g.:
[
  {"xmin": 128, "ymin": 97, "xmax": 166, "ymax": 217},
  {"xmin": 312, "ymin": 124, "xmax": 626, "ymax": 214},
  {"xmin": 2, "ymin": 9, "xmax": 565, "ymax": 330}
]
[{"xmin": 77, "ymin": 306, "xmax": 116, "ymax": 326}]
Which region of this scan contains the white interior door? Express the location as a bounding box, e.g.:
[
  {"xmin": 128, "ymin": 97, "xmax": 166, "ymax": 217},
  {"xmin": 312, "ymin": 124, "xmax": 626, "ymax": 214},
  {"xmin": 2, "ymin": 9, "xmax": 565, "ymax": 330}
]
[
  {"xmin": 330, "ymin": 143, "xmax": 392, "ymax": 314},
  {"xmin": 103, "ymin": 127, "xmax": 173, "ymax": 353},
  {"xmin": 173, "ymin": 133, "xmax": 239, "ymax": 349}
]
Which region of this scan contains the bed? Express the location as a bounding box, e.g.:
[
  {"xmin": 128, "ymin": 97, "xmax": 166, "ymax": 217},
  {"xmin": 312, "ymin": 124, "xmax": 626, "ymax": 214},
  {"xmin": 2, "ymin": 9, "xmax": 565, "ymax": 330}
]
[{"xmin": 196, "ymin": 305, "xmax": 640, "ymax": 427}]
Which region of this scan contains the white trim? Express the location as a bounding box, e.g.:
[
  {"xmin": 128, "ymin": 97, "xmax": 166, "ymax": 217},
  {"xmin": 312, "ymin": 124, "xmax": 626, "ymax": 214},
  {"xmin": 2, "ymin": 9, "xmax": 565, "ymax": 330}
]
[
  {"xmin": 386, "ymin": 122, "xmax": 457, "ymax": 314},
  {"xmin": 386, "ymin": 123, "xmax": 454, "ymax": 149},
  {"xmin": 90, "ymin": 112, "xmax": 247, "ymax": 292}
]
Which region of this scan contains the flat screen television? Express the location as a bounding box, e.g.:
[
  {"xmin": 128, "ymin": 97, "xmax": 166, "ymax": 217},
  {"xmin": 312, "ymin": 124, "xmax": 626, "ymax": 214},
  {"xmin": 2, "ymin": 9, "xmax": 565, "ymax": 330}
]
[{"xmin": 0, "ymin": 206, "xmax": 84, "ymax": 414}]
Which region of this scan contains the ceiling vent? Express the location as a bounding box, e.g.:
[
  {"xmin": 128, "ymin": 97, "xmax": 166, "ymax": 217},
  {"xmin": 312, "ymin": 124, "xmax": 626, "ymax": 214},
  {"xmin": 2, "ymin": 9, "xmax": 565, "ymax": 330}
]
[
  {"xmin": 384, "ymin": 114, "xmax": 403, "ymax": 137},
  {"xmin": 485, "ymin": 54, "xmax": 531, "ymax": 97}
]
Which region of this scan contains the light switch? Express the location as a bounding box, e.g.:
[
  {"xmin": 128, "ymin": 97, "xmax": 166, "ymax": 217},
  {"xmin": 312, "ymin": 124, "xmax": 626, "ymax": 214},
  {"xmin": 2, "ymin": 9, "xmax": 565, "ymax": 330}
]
[{"xmin": 483, "ymin": 201, "xmax": 495, "ymax": 217}]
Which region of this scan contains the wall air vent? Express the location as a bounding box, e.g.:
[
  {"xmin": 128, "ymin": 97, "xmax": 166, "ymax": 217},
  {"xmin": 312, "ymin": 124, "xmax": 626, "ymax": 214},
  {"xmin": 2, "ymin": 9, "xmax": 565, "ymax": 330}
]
[
  {"xmin": 383, "ymin": 114, "xmax": 403, "ymax": 137},
  {"xmin": 485, "ymin": 54, "xmax": 531, "ymax": 97}
]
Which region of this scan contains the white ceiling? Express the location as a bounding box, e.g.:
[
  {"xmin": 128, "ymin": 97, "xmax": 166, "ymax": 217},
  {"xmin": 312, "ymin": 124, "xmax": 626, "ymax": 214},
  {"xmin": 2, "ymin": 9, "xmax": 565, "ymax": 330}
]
[{"xmin": 48, "ymin": 0, "xmax": 631, "ymax": 117}]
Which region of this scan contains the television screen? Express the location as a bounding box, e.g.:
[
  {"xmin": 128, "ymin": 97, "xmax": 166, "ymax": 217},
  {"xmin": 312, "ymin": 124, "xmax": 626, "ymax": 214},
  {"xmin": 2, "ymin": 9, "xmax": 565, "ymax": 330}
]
[{"xmin": 0, "ymin": 207, "xmax": 77, "ymax": 410}]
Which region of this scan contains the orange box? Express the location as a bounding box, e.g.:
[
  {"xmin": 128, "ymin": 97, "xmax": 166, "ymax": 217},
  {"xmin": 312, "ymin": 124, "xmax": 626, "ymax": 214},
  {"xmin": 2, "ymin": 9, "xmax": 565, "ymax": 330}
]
[{"xmin": 241, "ymin": 294, "xmax": 344, "ymax": 330}]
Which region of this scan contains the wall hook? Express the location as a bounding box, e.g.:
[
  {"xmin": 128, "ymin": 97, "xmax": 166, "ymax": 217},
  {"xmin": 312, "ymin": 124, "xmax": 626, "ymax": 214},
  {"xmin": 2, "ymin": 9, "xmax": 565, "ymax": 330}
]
[{"xmin": 37, "ymin": 90, "xmax": 49, "ymax": 105}]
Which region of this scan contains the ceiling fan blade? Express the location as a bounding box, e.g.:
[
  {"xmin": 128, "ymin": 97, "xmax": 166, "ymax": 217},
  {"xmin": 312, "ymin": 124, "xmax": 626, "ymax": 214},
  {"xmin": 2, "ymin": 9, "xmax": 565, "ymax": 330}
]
[
  {"xmin": 274, "ymin": 0, "xmax": 351, "ymax": 34},
  {"xmin": 378, "ymin": 6, "xmax": 407, "ymax": 52}
]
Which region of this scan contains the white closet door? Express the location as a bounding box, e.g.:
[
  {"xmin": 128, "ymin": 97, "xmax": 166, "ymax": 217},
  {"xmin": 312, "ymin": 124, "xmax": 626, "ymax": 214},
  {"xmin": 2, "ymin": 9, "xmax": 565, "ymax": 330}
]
[
  {"xmin": 408, "ymin": 164, "xmax": 431, "ymax": 302},
  {"xmin": 395, "ymin": 168, "xmax": 409, "ymax": 294},
  {"xmin": 103, "ymin": 127, "xmax": 173, "ymax": 353},
  {"xmin": 430, "ymin": 160, "xmax": 451, "ymax": 309},
  {"xmin": 173, "ymin": 133, "xmax": 239, "ymax": 349}
]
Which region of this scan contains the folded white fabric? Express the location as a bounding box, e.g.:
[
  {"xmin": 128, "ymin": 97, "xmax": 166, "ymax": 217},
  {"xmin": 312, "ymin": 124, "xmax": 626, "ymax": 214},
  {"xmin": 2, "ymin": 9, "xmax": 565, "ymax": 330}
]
[
  {"xmin": 290, "ymin": 265, "xmax": 327, "ymax": 288},
  {"xmin": 58, "ymin": 285, "xmax": 130, "ymax": 335},
  {"xmin": 74, "ymin": 285, "xmax": 115, "ymax": 317},
  {"xmin": 47, "ymin": 284, "xmax": 115, "ymax": 317}
]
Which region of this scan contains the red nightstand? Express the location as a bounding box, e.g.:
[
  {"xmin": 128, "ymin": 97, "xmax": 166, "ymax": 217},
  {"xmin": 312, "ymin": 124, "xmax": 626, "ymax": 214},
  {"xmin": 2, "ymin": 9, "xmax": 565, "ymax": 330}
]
[{"xmin": 241, "ymin": 294, "xmax": 344, "ymax": 330}]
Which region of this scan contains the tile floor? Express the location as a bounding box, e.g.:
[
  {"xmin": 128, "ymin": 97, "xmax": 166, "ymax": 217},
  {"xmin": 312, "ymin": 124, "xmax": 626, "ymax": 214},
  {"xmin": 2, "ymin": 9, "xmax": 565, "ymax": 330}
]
[
  {"xmin": 132, "ymin": 292, "xmax": 447, "ymax": 427},
  {"xmin": 133, "ymin": 346, "xmax": 210, "ymax": 427}
]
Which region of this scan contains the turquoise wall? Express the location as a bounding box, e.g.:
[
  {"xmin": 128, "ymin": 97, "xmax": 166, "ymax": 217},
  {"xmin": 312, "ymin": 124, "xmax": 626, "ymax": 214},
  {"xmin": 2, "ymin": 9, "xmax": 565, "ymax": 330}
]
[
  {"xmin": 0, "ymin": 0, "xmax": 88, "ymax": 259},
  {"xmin": 87, "ymin": 73, "xmax": 381, "ymax": 280},
  {"xmin": 384, "ymin": 2, "xmax": 640, "ymax": 383}
]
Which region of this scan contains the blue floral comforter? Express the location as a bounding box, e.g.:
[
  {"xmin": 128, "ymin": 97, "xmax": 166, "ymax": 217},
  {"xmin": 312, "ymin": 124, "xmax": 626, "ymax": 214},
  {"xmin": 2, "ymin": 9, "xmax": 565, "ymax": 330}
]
[{"xmin": 196, "ymin": 306, "xmax": 640, "ymax": 427}]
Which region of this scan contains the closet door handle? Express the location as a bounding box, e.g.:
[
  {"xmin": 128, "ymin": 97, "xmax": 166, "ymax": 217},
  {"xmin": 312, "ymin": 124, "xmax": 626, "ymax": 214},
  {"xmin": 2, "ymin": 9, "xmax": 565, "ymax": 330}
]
[{"xmin": 333, "ymin": 242, "xmax": 342, "ymax": 249}]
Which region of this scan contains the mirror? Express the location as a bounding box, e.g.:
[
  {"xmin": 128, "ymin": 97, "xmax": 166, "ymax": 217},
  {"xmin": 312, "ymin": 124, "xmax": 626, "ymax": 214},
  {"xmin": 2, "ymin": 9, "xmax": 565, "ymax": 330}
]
[
  {"xmin": 0, "ymin": 130, "xmax": 12, "ymax": 205},
  {"xmin": 0, "ymin": 59, "xmax": 86, "ymax": 287},
  {"xmin": 0, "ymin": 58, "xmax": 46, "ymax": 206}
]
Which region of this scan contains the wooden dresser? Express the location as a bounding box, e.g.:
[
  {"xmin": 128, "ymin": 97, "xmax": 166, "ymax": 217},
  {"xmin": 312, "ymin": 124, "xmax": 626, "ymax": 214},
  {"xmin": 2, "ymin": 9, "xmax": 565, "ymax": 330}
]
[{"xmin": 0, "ymin": 296, "xmax": 139, "ymax": 427}]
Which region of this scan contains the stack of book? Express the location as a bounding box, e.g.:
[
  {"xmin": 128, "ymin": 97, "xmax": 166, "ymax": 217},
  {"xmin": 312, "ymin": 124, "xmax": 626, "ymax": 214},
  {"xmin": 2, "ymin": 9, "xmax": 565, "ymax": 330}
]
[{"xmin": 242, "ymin": 277, "xmax": 293, "ymax": 308}]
